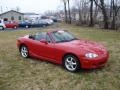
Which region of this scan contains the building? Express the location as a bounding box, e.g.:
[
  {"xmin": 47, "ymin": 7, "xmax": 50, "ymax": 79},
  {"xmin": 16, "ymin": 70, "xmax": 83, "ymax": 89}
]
[{"xmin": 0, "ymin": 10, "xmax": 24, "ymax": 22}]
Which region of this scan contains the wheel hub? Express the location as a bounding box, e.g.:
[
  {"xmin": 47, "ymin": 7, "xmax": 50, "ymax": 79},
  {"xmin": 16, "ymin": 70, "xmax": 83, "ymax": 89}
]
[
  {"xmin": 65, "ymin": 57, "xmax": 77, "ymax": 71},
  {"xmin": 21, "ymin": 46, "xmax": 28, "ymax": 58}
]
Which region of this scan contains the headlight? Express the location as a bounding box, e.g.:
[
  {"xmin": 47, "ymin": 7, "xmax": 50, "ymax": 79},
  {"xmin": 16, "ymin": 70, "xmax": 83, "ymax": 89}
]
[{"xmin": 85, "ymin": 53, "xmax": 98, "ymax": 58}]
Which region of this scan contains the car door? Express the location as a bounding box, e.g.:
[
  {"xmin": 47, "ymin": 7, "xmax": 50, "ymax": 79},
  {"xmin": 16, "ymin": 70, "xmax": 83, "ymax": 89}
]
[
  {"xmin": 42, "ymin": 33, "xmax": 55, "ymax": 60},
  {"xmin": 28, "ymin": 33, "xmax": 55, "ymax": 61},
  {"xmin": 5, "ymin": 22, "xmax": 12, "ymax": 28},
  {"xmin": 8, "ymin": 22, "xmax": 12, "ymax": 28}
]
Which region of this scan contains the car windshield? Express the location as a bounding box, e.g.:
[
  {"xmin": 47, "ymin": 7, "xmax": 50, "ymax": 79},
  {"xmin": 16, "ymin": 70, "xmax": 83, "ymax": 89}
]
[{"xmin": 51, "ymin": 30, "xmax": 77, "ymax": 43}]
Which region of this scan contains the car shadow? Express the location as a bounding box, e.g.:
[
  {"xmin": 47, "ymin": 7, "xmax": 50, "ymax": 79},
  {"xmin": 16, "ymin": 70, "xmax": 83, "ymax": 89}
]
[
  {"xmin": 29, "ymin": 57, "xmax": 60, "ymax": 66},
  {"xmin": 27, "ymin": 57, "xmax": 105, "ymax": 74},
  {"xmin": 77, "ymin": 67, "xmax": 105, "ymax": 74}
]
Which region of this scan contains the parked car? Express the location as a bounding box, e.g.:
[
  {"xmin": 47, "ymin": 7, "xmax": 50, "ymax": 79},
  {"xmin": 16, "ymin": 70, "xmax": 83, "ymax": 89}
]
[
  {"xmin": 31, "ymin": 20, "xmax": 48, "ymax": 28},
  {"xmin": 44, "ymin": 19, "xmax": 54, "ymax": 25},
  {"xmin": 18, "ymin": 21, "xmax": 32, "ymax": 28},
  {"xmin": 31, "ymin": 22, "xmax": 44, "ymax": 28},
  {"xmin": 0, "ymin": 19, "xmax": 6, "ymax": 30},
  {"xmin": 4, "ymin": 21, "xmax": 18, "ymax": 29},
  {"xmin": 50, "ymin": 16, "xmax": 58, "ymax": 22},
  {"xmin": 17, "ymin": 30, "xmax": 109, "ymax": 72},
  {"xmin": 38, "ymin": 20, "xmax": 49, "ymax": 26}
]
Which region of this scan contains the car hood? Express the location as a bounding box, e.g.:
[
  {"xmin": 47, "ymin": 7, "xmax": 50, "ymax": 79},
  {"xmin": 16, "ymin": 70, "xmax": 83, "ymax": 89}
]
[{"xmin": 58, "ymin": 40, "xmax": 107, "ymax": 54}]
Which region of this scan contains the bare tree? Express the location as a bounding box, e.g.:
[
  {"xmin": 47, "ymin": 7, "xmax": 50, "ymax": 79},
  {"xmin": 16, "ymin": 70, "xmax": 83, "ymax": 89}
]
[
  {"xmin": 60, "ymin": 0, "xmax": 120, "ymax": 30},
  {"xmin": 67, "ymin": 0, "xmax": 71, "ymax": 24},
  {"xmin": 89, "ymin": 0, "xmax": 94, "ymax": 26},
  {"xmin": 111, "ymin": 0, "xmax": 120, "ymax": 30},
  {"xmin": 73, "ymin": 0, "xmax": 89, "ymax": 25},
  {"xmin": 94, "ymin": 0, "xmax": 109, "ymax": 29},
  {"xmin": 62, "ymin": 0, "xmax": 68, "ymax": 23},
  {"xmin": 93, "ymin": 0, "xmax": 99, "ymax": 24},
  {"xmin": 74, "ymin": 0, "xmax": 82, "ymax": 23}
]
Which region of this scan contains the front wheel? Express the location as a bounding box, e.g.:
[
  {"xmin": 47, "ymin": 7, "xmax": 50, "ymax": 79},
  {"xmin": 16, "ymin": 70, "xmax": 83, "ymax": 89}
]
[
  {"xmin": 20, "ymin": 45, "xmax": 29, "ymax": 58},
  {"xmin": 63, "ymin": 55, "xmax": 80, "ymax": 72}
]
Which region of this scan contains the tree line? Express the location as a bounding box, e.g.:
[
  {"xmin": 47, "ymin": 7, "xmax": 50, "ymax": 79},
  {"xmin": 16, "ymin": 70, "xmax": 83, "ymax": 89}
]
[{"xmin": 61, "ymin": 0, "xmax": 120, "ymax": 30}]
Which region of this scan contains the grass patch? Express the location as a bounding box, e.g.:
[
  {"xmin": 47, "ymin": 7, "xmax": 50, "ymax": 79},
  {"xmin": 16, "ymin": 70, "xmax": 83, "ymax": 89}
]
[{"xmin": 0, "ymin": 23, "xmax": 120, "ymax": 90}]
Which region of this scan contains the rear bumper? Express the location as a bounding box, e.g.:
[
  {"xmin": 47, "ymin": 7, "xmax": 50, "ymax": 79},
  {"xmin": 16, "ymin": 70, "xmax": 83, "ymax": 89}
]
[
  {"xmin": 16, "ymin": 40, "xmax": 21, "ymax": 49},
  {"xmin": 80, "ymin": 53, "xmax": 109, "ymax": 69}
]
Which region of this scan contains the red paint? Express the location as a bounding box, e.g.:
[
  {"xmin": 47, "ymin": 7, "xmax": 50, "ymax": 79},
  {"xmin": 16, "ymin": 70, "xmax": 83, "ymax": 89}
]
[
  {"xmin": 5, "ymin": 21, "xmax": 18, "ymax": 29},
  {"xmin": 17, "ymin": 31, "xmax": 109, "ymax": 69}
]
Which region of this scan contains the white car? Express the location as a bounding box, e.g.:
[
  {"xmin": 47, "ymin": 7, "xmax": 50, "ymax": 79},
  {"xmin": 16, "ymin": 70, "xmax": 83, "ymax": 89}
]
[
  {"xmin": 39, "ymin": 19, "xmax": 54, "ymax": 25},
  {"xmin": 0, "ymin": 19, "xmax": 6, "ymax": 30},
  {"xmin": 45, "ymin": 19, "xmax": 54, "ymax": 25}
]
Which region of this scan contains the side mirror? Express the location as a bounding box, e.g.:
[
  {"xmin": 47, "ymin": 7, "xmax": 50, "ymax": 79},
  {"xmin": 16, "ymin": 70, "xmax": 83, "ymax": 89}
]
[{"xmin": 40, "ymin": 39, "xmax": 48, "ymax": 44}]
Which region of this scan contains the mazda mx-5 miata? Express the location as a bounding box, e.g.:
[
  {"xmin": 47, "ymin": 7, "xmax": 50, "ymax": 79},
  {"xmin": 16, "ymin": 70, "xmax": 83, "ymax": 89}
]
[{"xmin": 17, "ymin": 30, "xmax": 109, "ymax": 72}]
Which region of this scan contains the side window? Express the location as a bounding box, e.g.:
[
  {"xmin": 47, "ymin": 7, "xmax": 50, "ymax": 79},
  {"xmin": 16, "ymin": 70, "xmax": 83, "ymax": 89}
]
[
  {"xmin": 19, "ymin": 16, "xmax": 21, "ymax": 20},
  {"xmin": 35, "ymin": 33, "xmax": 46, "ymax": 41},
  {"xmin": 0, "ymin": 20, "xmax": 1, "ymax": 23},
  {"xmin": 11, "ymin": 16, "xmax": 14, "ymax": 20},
  {"xmin": 4, "ymin": 18, "xmax": 8, "ymax": 21},
  {"xmin": 46, "ymin": 34, "xmax": 52, "ymax": 43}
]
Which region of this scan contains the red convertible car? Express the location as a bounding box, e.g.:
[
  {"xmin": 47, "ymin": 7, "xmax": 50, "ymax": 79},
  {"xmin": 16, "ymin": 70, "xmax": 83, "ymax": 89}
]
[
  {"xmin": 5, "ymin": 21, "xmax": 18, "ymax": 29},
  {"xmin": 17, "ymin": 30, "xmax": 109, "ymax": 72}
]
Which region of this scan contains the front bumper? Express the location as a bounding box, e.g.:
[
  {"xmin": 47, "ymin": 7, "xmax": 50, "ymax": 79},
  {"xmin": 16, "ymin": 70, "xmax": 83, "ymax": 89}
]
[{"xmin": 80, "ymin": 53, "xmax": 109, "ymax": 69}]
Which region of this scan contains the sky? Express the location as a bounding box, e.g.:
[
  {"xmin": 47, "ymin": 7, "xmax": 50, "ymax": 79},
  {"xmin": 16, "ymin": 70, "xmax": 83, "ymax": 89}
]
[{"xmin": 0, "ymin": 0, "xmax": 62, "ymax": 14}]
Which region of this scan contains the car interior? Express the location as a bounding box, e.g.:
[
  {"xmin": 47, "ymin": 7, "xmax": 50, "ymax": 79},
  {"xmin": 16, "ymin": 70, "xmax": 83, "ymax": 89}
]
[{"xmin": 29, "ymin": 32, "xmax": 52, "ymax": 43}]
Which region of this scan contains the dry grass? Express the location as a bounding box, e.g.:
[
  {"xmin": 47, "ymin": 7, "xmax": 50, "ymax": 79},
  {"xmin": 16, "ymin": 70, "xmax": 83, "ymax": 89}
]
[{"xmin": 0, "ymin": 23, "xmax": 120, "ymax": 90}]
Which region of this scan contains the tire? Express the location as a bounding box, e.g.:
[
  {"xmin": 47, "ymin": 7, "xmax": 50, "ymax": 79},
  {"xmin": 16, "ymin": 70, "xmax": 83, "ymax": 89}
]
[
  {"xmin": 20, "ymin": 45, "xmax": 29, "ymax": 58},
  {"xmin": 2, "ymin": 27, "xmax": 4, "ymax": 30},
  {"xmin": 0, "ymin": 26, "xmax": 4, "ymax": 30},
  {"xmin": 25, "ymin": 25, "xmax": 29, "ymax": 28},
  {"xmin": 14, "ymin": 26, "xmax": 17, "ymax": 29},
  {"xmin": 63, "ymin": 55, "xmax": 80, "ymax": 72},
  {"xmin": 43, "ymin": 25, "xmax": 46, "ymax": 28}
]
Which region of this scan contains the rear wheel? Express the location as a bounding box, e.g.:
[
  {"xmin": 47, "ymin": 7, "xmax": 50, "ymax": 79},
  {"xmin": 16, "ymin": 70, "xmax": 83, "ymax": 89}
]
[
  {"xmin": 0, "ymin": 26, "xmax": 4, "ymax": 30},
  {"xmin": 14, "ymin": 26, "xmax": 17, "ymax": 29},
  {"xmin": 43, "ymin": 25, "xmax": 46, "ymax": 27},
  {"xmin": 20, "ymin": 45, "xmax": 29, "ymax": 58},
  {"xmin": 63, "ymin": 55, "xmax": 80, "ymax": 72},
  {"xmin": 25, "ymin": 25, "xmax": 29, "ymax": 28}
]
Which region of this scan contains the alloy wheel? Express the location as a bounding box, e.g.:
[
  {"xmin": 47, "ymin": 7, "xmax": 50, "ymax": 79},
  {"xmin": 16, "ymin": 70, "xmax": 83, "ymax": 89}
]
[
  {"xmin": 20, "ymin": 46, "xmax": 29, "ymax": 58},
  {"xmin": 64, "ymin": 55, "xmax": 80, "ymax": 72}
]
